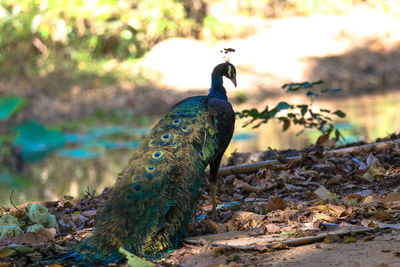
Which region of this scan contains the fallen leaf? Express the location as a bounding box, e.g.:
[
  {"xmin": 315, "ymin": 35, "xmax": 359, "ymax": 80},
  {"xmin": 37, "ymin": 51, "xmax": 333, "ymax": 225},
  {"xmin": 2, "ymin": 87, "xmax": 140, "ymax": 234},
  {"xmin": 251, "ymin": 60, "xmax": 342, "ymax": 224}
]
[
  {"xmin": 265, "ymin": 197, "xmax": 286, "ymax": 212},
  {"xmin": 1, "ymin": 228, "xmax": 56, "ymax": 244},
  {"xmin": 387, "ymin": 192, "xmax": 400, "ymax": 202},
  {"xmin": 323, "ymin": 234, "xmax": 341, "ymax": 243},
  {"xmin": 314, "ymin": 186, "xmax": 336, "ymax": 201},
  {"xmin": 203, "ymin": 220, "xmax": 228, "ymax": 233},
  {"xmin": 344, "ymin": 236, "xmax": 357, "ymax": 243},
  {"xmin": 371, "ymin": 210, "xmax": 393, "ymax": 221},
  {"xmin": 366, "ymin": 153, "xmax": 380, "ymax": 167},
  {"xmin": 393, "ymin": 251, "xmax": 400, "ymax": 257},
  {"xmin": 314, "ymin": 213, "xmax": 337, "ymax": 223},
  {"xmin": 0, "ymin": 248, "xmax": 13, "ymax": 258},
  {"xmin": 327, "ymin": 204, "xmax": 347, "ymax": 217},
  {"xmin": 264, "ymin": 223, "xmax": 282, "ymax": 233},
  {"xmin": 233, "ymin": 211, "xmax": 264, "ymax": 222},
  {"xmin": 271, "ymin": 243, "xmax": 289, "ymax": 250},
  {"xmin": 363, "ymin": 235, "xmax": 375, "ymax": 242},
  {"xmin": 119, "ymin": 247, "xmax": 154, "ymax": 267},
  {"xmin": 233, "ymin": 179, "xmax": 265, "ymax": 194},
  {"xmin": 81, "ymin": 210, "xmax": 97, "ymax": 218}
]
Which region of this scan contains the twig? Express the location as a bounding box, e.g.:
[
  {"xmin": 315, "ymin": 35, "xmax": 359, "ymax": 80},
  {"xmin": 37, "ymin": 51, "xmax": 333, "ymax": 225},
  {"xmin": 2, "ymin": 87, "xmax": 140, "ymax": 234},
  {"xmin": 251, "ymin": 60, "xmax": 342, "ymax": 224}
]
[
  {"xmin": 9, "ymin": 190, "xmax": 20, "ymax": 212},
  {"xmin": 212, "ymin": 139, "xmax": 400, "ymax": 177},
  {"xmin": 184, "ymin": 227, "xmax": 375, "ymax": 250}
]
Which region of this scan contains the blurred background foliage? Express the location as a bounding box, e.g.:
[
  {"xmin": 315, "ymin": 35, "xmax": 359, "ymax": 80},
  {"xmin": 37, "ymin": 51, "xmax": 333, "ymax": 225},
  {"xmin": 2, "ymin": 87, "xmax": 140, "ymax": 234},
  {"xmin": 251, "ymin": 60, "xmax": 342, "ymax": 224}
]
[
  {"xmin": 1, "ymin": 0, "xmax": 400, "ymax": 79},
  {"xmin": 1, "ymin": 0, "xmax": 400, "ymax": 205}
]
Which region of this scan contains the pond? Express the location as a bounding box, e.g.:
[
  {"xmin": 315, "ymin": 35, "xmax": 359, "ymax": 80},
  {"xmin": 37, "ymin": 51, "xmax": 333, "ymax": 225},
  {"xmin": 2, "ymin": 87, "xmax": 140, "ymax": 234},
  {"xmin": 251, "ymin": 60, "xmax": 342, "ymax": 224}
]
[{"xmin": 0, "ymin": 91, "xmax": 399, "ymax": 206}]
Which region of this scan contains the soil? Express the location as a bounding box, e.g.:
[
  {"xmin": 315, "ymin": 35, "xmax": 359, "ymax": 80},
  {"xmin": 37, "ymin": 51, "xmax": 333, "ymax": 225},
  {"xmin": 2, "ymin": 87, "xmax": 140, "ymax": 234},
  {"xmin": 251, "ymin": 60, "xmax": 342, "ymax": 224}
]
[{"xmin": 2, "ymin": 137, "xmax": 400, "ymax": 266}]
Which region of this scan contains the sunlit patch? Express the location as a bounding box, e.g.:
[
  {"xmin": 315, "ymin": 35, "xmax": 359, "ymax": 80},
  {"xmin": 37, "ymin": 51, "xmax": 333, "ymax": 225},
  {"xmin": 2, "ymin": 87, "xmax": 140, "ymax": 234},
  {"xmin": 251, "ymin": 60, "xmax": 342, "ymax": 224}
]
[
  {"xmin": 199, "ymin": 151, "xmax": 206, "ymax": 160},
  {"xmin": 228, "ymin": 65, "xmax": 232, "ymax": 77},
  {"xmin": 160, "ymin": 133, "xmax": 173, "ymax": 145},
  {"xmin": 146, "ymin": 165, "xmax": 156, "ymax": 173},
  {"xmin": 180, "ymin": 125, "xmax": 191, "ymax": 135},
  {"xmin": 152, "ymin": 151, "xmax": 164, "ymax": 160}
]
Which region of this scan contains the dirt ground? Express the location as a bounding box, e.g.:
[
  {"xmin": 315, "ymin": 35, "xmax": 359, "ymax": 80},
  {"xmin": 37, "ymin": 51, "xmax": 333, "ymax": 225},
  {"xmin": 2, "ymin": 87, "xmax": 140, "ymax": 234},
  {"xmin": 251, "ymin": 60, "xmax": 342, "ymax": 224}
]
[
  {"xmin": 3, "ymin": 136, "xmax": 400, "ymax": 266},
  {"xmin": 175, "ymin": 233, "xmax": 400, "ymax": 267}
]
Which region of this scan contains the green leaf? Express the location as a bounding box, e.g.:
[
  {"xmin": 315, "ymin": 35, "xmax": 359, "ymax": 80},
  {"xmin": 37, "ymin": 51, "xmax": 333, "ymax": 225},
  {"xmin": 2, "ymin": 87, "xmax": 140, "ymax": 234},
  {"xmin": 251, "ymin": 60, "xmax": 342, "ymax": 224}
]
[
  {"xmin": 275, "ymin": 102, "xmax": 292, "ymax": 111},
  {"xmin": 119, "ymin": 247, "xmax": 154, "ymax": 267},
  {"xmin": 333, "ymin": 109, "xmax": 346, "ymax": 118},
  {"xmin": 297, "ymin": 105, "xmax": 308, "ymax": 116},
  {"xmin": 0, "ymin": 95, "xmax": 29, "ymax": 120},
  {"xmin": 279, "ymin": 117, "xmax": 291, "ymax": 131}
]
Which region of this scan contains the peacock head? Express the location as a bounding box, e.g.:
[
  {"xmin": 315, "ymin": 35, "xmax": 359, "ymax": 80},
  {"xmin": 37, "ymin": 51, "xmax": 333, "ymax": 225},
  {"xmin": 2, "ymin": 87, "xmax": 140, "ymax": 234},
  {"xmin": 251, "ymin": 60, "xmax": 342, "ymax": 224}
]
[{"xmin": 212, "ymin": 62, "xmax": 237, "ymax": 87}]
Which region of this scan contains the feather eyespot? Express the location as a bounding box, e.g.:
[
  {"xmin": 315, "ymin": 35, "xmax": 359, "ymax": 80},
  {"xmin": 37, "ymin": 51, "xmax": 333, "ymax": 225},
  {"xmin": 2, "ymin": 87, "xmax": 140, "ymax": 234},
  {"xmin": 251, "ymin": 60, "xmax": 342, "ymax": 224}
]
[
  {"xmin": 133, "ymin": 175, "xmax": 141, "ymax": 181},
  {"xmin": 146, "ymin": 165, "xmax": 156, "ymax": 173},
  {"xmin": 180, "ymin": 125, "xmax": 190, "ymax": 135},
  {"xmin": 152, "ymin": 151, "xmax": 164, "ymax": 160},
  {"xmin": 160, "ymin": 133, "xmax": 173, "ymax": 145},
  {"xmin": 134, "ymin": 185, "xmax": 142, "ymax": 191},
  {"xmin": 199, "ymin": 151, "xmax": 206, "ymax": 160},
  {"xmin": 172, "ymin": 119, "xmax": 182, "ymax": 126},
  {"xmin": 148, "ymin": 139, "xmax": 157, "ymax": 148}
]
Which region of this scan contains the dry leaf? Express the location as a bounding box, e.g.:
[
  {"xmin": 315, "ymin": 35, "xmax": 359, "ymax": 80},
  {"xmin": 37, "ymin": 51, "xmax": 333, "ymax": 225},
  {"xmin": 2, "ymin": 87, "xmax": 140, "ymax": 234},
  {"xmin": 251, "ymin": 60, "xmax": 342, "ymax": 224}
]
[
  {"xmin": 366, "ymin": 153, "xmax": 380, "ymax": 167},
  {"xmin": 265, "ymin": 197, "xmax": 286, "ymax": 212},
  {"xmin": 371, "ymin": 210, "xmax": 393, "ymax": 221},
  {"xmin": 81, "ymin": 210, "xmax": 97, "ymax": 218},
  {"xmin": 327, "ymin": 204, "xmax": 347, "ymax": 217},
  {"xmin": 203, "ymin": 220, "xmax": 228, "ymax": 233},
  {"xmin": 323, "ymin": 234, "xmax": 341, "ymax": 243},
  {"xmin": 264, "ymin": 223, "xmax": 282, "ymax": 233},
  {"xmin": 387, "ymin": 192, "xmax": 400, "ymax": 202},
  {"xmin": 314, "ymin": 213, "xmax": 337, "ymax": 223},
  {"xmin": 233, "ymin": 211, "xmax": 264, "ymax": 222},
  {"xmin": 233, "ymin": 179, "xmax": 265, "ymax": 193},
  {"xmin": 363, "ymin": 235, "xmax": 375, "ymax": 242},
  {"xmin": 344, "ymin": 236, "xmax": 357, "ymax": 243},
  {"xmin": 314, "ymin": 186, "xmax": 336, "ymax": 201},
  {"xmin": 1, "ymin": 228, "xmax": 56, "ymax": 244}
]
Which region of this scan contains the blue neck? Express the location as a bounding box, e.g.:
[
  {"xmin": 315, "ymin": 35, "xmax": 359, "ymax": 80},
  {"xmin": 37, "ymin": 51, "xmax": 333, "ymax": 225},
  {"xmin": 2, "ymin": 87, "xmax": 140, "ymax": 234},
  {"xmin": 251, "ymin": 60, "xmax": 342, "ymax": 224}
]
[{"xmin": 208, "ymin": 75, "xmax": 227, "ymax": 101}]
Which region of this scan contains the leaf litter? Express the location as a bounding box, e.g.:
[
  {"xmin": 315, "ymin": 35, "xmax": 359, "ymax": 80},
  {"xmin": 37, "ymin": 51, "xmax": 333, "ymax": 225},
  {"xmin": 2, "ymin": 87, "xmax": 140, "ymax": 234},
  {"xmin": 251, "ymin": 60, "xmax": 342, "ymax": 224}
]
[{"xmin": 1, "ymin": 136, "xmax": 400, "ymax": 266}]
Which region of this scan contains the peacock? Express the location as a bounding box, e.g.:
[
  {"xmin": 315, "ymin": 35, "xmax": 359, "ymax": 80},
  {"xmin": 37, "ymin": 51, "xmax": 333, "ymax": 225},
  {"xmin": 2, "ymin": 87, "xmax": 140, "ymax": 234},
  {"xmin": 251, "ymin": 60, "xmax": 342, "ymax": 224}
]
[{"xmin": 60, "ymin": 58, "xmax": 237, "ymax": 265}]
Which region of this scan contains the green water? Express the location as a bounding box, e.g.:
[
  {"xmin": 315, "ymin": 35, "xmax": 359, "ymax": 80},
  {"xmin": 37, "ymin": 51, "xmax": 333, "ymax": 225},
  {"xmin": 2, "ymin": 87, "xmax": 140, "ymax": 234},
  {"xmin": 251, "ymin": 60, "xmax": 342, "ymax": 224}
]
[{"xmin": 1, "ymin": 92, "xmax": 399, "ymax": 206}]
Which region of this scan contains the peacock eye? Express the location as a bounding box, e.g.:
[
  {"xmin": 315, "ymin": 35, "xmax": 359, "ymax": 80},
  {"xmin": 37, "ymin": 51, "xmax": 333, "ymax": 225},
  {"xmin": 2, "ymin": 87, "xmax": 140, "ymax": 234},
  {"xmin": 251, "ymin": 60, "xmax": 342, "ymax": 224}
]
[
  {"xmin": 146, "ymin": 165, "xmax": 156, "ymax": 173},
  {"xmin": 148, "ymin": 139, "xmax": 157, "ymax": 147},
  {"xmin": 173, "ymin": 119, "xmax": 181, "ymax": 125},
  {"xmin": 160, "ymin": 133, "xmax": 173, "ymax": 146},
  {"xmin": 152, "ymin": 151, "xmax": 164, "ymax": 160},
  {"xmin": 199, "ymin": 151, "xmax": 206, "ymax": 160},
  {"xmin": 180, "ymin": 125, "xmax": 190, "ymax": 135},
  {"xmin": 134, "ymin": 185, "xmax": 142, "ymax": 191}
]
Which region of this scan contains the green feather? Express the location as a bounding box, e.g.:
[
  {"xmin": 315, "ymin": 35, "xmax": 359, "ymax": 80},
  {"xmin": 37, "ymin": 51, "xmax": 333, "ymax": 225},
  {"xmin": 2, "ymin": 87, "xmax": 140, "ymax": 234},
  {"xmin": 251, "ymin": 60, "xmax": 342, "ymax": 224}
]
[{"xmin": 71, "ymin": 96, "xmax": 220, "ymax": 262}]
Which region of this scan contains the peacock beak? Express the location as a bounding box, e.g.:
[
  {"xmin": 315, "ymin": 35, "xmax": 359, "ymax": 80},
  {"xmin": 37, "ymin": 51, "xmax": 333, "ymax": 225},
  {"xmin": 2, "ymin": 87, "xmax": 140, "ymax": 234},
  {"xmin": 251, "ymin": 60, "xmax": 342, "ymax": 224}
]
[{"xmin": 230, "ymin": 77, "xmax": 237, "ymax": 87}]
